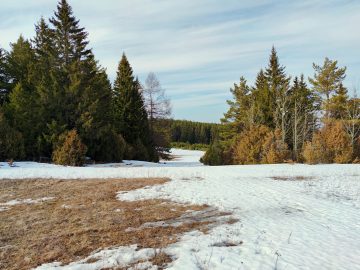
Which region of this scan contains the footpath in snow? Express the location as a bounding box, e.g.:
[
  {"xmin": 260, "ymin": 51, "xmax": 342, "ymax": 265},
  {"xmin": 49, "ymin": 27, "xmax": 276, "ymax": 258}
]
[{"xmin": 1, "ymin": 149, "xmax": 360, "ymax": 270}]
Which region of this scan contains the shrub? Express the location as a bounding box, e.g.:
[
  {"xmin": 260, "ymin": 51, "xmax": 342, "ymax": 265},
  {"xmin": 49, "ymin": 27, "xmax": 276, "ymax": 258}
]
[
  {"xmin": 303, "ymin": 121, "xmax": 352, "ymax": 164},
  {"xmin": 0, "ymin": 112, "xmax": 25, "ymax": 161},
  {"xmin": 261, "ymin": 129, "xmax": 291, "ymax": 164},
  {"xmin": 325, "ymin": 121, "xmax": 353, "ymax": 163},
  {"xmin": 233, "ymin": 125, "xmax": 270, "ymax": 164},
  {"xmin": 52, "ymin": 129, "xmax": 87, "ymax": 166},
  {"xmin": 302, "ymin": 133, "xmax": 326, "ymax": 164},
  {"xmin": 200, "ymin": 141, "xmax": 223, "ymax": 165},
  {"xmin": 88, "ymin": 127, "xmax": 126, "ymax": 162}
]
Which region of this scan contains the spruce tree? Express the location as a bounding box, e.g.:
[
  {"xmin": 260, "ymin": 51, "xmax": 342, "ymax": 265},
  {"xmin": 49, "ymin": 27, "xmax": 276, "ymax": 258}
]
[
  {"xmin": 49, "ymin": 0, "xmax": 91, "ymax": 66},
  {"xmin": 217, "ymin": 76, "xmax": 252, "ymax": 161},
  {"xmin": 0, "ymin": 48, "xmax": 11, "ymax": 105},
  {"xmin": 288, "ymin": 75, "xmax": 318, "ymax": 160},
  {"xmin": 328, "ymin": 83, "xmax": 348, "ymax": 119},
  {"xmin": 113, "ymin": 54, "xmax": 157, "ymax": 161},
  {"xmin": 265, "ymin": 47, "xmax": 291, "ymax": 140},
  {"xmin": 252, "ymin": 69, "xmax": 273, "ymax": 127},
  {"xmin": 6, "ymin": 36, "xmax": 42, "ymax": 159},
  {"xmin": 43, "ymin": 0, "xmax": 116, "ymax": 161}
]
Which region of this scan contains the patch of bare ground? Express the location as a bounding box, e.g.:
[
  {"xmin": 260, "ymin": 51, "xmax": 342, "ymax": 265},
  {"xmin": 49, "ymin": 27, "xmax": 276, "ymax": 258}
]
[
  {"xmin": 0, "ymin": 178, "xmax": 232, "ymax": 270},
  {"xmin": 271, "ymin": 176, "xmax": 315, "ymax": 181}
]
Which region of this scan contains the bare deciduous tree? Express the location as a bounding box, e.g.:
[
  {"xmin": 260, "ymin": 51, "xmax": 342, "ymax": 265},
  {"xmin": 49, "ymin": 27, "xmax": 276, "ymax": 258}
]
[
  {"xmin": 143, "ymin": 72, "xmax": 171, "ymax": 125},
  {"xmin": 143, "ymin": 72, "xmax": 172, "ymax": 158},
  {"xmin": 343, "ymin": 88, "xmax": 360, "ymax": 148}
]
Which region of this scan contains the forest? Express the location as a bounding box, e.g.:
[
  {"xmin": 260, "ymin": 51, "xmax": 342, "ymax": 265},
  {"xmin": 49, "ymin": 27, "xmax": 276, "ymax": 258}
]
[
  {"xmin": 0, "ymin": 0, "xmax": 172, "ymax": 165},
  {"xmin": 202, "ymin": 47, "xmax": 360, "ymax": 165},
  {"xmin": 0, "ymin": 0, "xmax": 359, "ymax": 166}
]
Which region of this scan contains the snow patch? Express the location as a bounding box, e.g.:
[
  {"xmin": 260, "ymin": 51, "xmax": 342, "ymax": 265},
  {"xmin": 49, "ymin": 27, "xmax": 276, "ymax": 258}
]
[{"xmin": 0, "ymin": 197, "xmax": 55, "ymax": 206}]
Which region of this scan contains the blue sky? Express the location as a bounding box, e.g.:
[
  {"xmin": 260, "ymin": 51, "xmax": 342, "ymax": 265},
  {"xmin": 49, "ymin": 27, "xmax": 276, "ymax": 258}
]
[{"xmin": 1, "ymin": 0, "xmax": 360, "ymax": 122}]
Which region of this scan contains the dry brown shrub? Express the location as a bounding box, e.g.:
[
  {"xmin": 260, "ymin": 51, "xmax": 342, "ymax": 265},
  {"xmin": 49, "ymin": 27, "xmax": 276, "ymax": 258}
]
[
  {"xmin": 303, "ymin": 121, "xmax": 352, "ymax": 164},
  {"xmin": 52, "ymin": 129, "xmax": 87, "ymax": 166}
]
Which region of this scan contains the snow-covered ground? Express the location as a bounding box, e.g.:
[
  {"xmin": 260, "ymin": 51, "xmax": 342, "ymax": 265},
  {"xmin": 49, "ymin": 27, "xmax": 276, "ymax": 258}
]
[{"xmin": 1, "ymin": 149, "xmax": 360, "ymax": 270}]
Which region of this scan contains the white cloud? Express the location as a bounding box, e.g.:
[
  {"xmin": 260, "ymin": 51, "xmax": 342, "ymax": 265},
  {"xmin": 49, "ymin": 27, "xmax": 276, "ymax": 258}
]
[{"xmin": 1, "ymin": 0, "xmax": 360, "ymax": 121}]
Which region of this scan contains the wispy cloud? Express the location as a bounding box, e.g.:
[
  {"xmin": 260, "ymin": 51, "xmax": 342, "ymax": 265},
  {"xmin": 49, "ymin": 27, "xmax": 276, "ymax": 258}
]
[{"xmin": 1, "ymin": 0, "xmax": 360, "ymax": 122}]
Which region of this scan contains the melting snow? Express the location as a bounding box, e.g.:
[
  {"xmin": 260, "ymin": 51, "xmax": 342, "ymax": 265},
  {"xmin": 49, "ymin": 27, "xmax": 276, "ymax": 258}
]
[{"xmin": 1, "ymin": 149, "xmax": 360, "ymax": 269}]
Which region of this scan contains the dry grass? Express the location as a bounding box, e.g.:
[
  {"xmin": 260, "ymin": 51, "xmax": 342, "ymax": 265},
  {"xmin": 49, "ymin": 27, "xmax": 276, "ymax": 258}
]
[
  {"xmin": 0, "ymin": 178, "xmax": 229, "ymax": 270},
  {"xmin": 271, "ymin": 176, "xmax": 315, "ymax": 181}
]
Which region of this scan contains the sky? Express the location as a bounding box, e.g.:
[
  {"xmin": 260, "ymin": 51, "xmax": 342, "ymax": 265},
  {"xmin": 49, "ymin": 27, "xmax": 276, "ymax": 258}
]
[{"xmin": 1, "ymin": 0, "xmax": 360, "ymax": 122}]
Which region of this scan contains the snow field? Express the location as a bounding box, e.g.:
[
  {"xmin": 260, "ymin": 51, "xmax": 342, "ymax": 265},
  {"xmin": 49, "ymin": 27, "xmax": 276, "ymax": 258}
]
[{"xmin": 1, "ymin": 149, "xmax": 360, "ymax": 270}]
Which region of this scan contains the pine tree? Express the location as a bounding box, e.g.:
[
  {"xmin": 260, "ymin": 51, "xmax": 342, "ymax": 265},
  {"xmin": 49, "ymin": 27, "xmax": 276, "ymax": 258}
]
[
  {"xmin": 309, "ymin": 57, "xmax": 346, "ymax": 118},
  {"xmin": 113, "ymin": 54, "xmax": 157, "ymax": 161}
]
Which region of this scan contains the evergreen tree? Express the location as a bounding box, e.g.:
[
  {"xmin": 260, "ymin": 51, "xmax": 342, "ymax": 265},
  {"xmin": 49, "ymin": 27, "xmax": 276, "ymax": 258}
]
[
  {"xmin": 265, "ymin": 46, "xmax": 291, "ymax": 136},
  {"xmin": 0, "ymin": 112, "xmax": 25, "ymax": 161},
  {"xmin": 0, "ymin": 48, "xmax": 11, "ymax": 105},
  {"xmin": 49, "ymin": 0, "xmax": 91, "ymax": 66},
  {"xmin": 252, "ymin": 69, "xmax": 273, "ymax": 127},
  {"xmin": 5, "ymin": 36, "xmax": 41, "ymax": 158},
  {"xmin": 309, "ymin": 57, "xmax": 346, "ymax": 118},
  {"xmin": 328, "ymin": 83, "xmax": 348, "ymax": 119},
  {"xmin": 220, "ymin": 76, "xmax": 251, "ymax": 152},
  {"xmin": 288, "ymin": 75, "xmax": 318, "ymax": 160},
  {"xmin": 44, "ymin": 0, "xmax": 116, "ymax": 161},
  {"xmin": 113, "ymin": 54, "xmax": 157, "ymax": 161}
]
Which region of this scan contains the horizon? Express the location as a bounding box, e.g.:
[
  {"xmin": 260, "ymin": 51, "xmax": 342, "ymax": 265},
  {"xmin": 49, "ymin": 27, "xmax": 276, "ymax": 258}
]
[{"xmin": 1, "ymin": 0, "xmax": 360, "ymax": 122}]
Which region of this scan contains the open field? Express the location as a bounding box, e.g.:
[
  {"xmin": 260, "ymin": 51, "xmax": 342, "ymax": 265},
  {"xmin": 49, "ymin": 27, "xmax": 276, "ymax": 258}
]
[
  {"xmin": 1, "ymin": 149, "xmax": 360, "ymax": 269},
  {"xmin": 0, "ymin": 178, "xmax": 233, "ymax": 270}
]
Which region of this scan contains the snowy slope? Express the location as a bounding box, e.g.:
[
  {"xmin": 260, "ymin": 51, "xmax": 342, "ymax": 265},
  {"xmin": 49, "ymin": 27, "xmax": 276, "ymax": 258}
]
[{"xmin": 1, "ymin": 149, "xmax": 360, "ymax": 270}]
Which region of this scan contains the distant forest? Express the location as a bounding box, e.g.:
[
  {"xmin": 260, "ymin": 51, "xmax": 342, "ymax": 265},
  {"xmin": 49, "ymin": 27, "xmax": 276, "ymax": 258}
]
[{"xmin": 169, "ymin": 120, "xmax": 219, "ymax": 145}]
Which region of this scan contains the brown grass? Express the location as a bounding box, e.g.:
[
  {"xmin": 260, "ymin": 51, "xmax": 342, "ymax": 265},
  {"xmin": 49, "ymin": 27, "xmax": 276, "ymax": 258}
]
[
  {"xmin": 0, "ymin": 178, "xmax": 230, "ymax": 270},
  {"xmin": 271, "ymin": 176, "xmax": 315, "ymax": 181}
]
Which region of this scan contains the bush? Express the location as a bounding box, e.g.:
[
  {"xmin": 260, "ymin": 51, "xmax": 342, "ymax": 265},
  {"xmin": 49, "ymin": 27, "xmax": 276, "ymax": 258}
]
[
  {"xmin": 261, "ymin": 129, "xmax": 291, "ymax": 164},
  {"xmin": 0, "ymin": 112, "xmax": 25, "ymax": 161},
  {"xmin": 303, "ymin": 121, "xmax": 352, "ymax": 164},
  {"xmin": 232, "ymin": 126, "xmax": 290, "ymax": 165},
  {"xmin": 233, "ymin": 125, "xmax": 269, "ymax": 164},
  {"xmin": 200, "ymin": 141, "xmax": 223, "ymax": 165},
  {"xmin": 302, "ymin": 133, "xmax": 326, "ymax": 164},
  {"xmin": 88, "ymin": 126, "xmax": 125, "ymax": 162},
  {"xmin": 124, "ymin": 139, "xmax": 152, "ymax": 162},
  {"xmin": 52, "ymin": 129, "xmax": 87, "ymax": 166}
]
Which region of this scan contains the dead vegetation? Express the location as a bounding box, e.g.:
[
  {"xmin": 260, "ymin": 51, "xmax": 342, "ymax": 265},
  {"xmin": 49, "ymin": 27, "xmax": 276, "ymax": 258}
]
[
  {"xmin": 270, "ymin": 176, "xmax": 315, "ymax": 181},
  {"xmin": 0, "ymin": 178, "xmax": 231, "ymax": 270}
]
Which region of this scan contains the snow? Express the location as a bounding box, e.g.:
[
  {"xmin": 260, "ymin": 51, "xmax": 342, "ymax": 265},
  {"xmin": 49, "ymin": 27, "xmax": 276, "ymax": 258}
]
[
  {"xmin": 0, "ymin": 197, "xmax": 55, "ymax": 206},
  {"xmin": 1, "ymin": 149, "xmax": 360, "ymax": 270},
  {"xmin": 35, "ymin": 245, "xmax": 157, "ymax": 270}
]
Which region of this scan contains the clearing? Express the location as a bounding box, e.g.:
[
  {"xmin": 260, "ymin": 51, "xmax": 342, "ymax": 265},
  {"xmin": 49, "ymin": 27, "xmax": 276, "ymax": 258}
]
[{"xmin": 1, "ymin": 149, "xmax": 360, "ymax": 270}]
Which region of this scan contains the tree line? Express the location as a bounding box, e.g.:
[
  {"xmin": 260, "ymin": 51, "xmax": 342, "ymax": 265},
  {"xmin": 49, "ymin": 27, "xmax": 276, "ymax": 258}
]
[
  {"xmin": 168, "ymin": 119, "xmax": 219, "ymax": 145},
  {"xmin": 202, "ymin": 47, "xmax": 360, "ymax": 165},
  {"xmin": 0, "ymin": 0, "xmax": 171, "ymax": 165}
]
